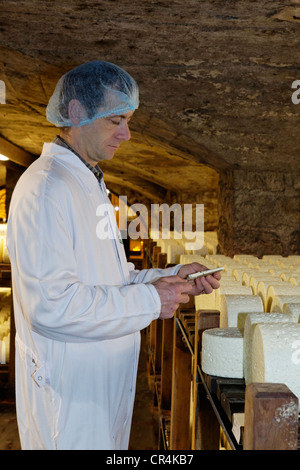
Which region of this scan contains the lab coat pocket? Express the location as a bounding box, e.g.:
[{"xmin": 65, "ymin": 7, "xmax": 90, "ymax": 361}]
[
  {"xmin": 31, "ymin": 363, "xmax": 46, "ymax": 388},
  {"xmin": 16, "ymin": 333, "xmax": 48, "ymax": 389}
]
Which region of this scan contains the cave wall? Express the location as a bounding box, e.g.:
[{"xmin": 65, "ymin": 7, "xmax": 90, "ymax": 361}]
[
  {"xmin": 218, "ymin": 168, "xmax": 300, "ymax": 256},
  {"xmin": 0, "ymin": 1, "xmax": 299, "ymax": 256}
]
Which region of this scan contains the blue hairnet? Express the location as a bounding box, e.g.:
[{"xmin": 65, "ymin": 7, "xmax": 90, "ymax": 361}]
[{"xmin": 46, "ymin": 60, "xmax": 139, "ymax": 127}]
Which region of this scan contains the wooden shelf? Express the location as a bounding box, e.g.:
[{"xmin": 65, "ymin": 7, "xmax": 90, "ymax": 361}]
[
  {"xmin": 148, "ymin": 305, "xmax": 300, "ymax": 450},
  {"xmin": 145, "ymin": 242, "xmax": 300, "ymax": 450},
  {"xmin": 0, "ymin": 263, "xmax": 14, "ymax": 398}
]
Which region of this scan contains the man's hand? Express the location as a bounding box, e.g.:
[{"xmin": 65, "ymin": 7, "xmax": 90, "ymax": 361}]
[
  {"xmin": 152, "ymin": 276, "xmax": 193, "ymax": 320},
  {"xmin": 177, "ymin": 262, "xmax": 221, "ymax": 295}
]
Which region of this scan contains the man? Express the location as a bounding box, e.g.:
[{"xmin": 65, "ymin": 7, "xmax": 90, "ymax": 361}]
[{"xmin": 7, "ymin": 61, "xmax": 220, "ymax": 450}]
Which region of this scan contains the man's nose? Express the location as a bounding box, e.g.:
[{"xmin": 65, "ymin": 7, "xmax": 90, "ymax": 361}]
[{"xmin": 117, "ymin": 121, "xmax": 131, "ymax": 141}]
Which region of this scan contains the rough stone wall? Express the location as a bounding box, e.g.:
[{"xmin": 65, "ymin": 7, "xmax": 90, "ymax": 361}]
[
  {"xmin": 218, "ymin": 169, "xmax": 300, "ymax": 257},
  {"xmin": 0, "ymin": 1, "xmax": 299, "ymax": 256}
]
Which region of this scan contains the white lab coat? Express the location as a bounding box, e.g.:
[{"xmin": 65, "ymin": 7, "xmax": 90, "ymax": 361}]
[{"xmin": 7, "ymin": 143, "xmax": 180, "ymax": 450}]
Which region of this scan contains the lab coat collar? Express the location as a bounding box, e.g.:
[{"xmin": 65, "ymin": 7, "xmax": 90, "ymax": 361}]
[{"xmin": 41, "ymin": 142, "xmax": 103, "ymax": 191}]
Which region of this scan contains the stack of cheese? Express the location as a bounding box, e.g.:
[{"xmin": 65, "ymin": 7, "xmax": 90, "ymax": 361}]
[
  {"xmin": 199, "ymin": 253, "xmax": 300, "ymax": 410},
  {"xmin": 174, "ymin": 249, "xmax": 300, "ymax": 406},
  {"xmin": 0, "ymin": 289, "xmax": 11, "ymax": 364},
  {"xmin": 195, "ymin": 252, "xmax": 300, "ymax": 319},
  {"xmin": 152, "ymin": 230, "xmax": 218, "ymax": 264},
  {"xmin": 0, "ymin": 320, "xmax": 10, "ymax": 364},
  {"xmin": 201, "ymin": 309, "xmax": 300, "ymax": 410},
  {"xmin": 0, "ymin": 224, "xmax": 9, "ymax": 264}
]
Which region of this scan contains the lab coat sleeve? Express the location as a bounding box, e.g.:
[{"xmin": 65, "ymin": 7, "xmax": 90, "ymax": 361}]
[
  {"xmin": 128, "ymin": 264, "xmax": 182, "ymax": 284},
  {"xmin": 8, "ymin": 188, "xmax": 161, "ymax": 343}
]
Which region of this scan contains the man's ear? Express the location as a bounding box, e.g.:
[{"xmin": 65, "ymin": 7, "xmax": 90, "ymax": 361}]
[{"xmin": 68, "ymin": 99, "xmax": 88, "ymax": 125}]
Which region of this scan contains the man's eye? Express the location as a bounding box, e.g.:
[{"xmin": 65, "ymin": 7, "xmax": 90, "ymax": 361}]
[{"xmin": 110, "ymin": 118, "xmax": 121, "ymax": 125}]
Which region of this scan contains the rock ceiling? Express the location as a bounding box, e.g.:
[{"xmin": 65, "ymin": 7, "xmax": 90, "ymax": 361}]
[{"xmin": 0, "ymin": 0, "xmax": 299, "ymax": 225}]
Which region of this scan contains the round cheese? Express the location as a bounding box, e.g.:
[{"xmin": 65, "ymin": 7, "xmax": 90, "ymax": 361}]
[
  {"xmin": 219, "ymin": 294, "xmax": 264, "ymax": 328},
  {"xmin": 256, "ymin": 281, "xmax": 287, "ymax": 310},
  {"xmin": 0, "ymin": 340, "xmax": 6, "ymax": 364},
  {"xmin": 233, "ymin": 255, "xmax": 258, "ymax": 264},
  {"xmin": 270, "ymin": 295, "xmax": 300, "ymax": 313},
  {"xmin": 216, "ymin": 285, "xmax": 253, "ymax": 311},
  {"xmin": 262, "ymin": 255, "xmax": 284, "ymax": 264},
  {"xmin": 266, "ymin": 285, "xmax": 300, "ymax": 312},
  {"xmin": 201, "ymin": 327, "xmax": 244, "ymax": 378},
  {"xmin": 288, "ymin": 276, "xmax": 300, "ymax": 286},
  {"xmin": 243, "ymin": 312, "xmax": 293, "ymax": 385},
  {"xmin": 282, "ymin": 303, "xmax": 300, "ymax": 323},
  {"xmin": 3, "ymin": 334, "xmax": 9, "ymax": 363},
  {"xmin": 195, "ymin": 277, "xmax": 240, "ymax": 311},
  {"xmin": 167, "ymin": 243, "xmax": 184, "ymax": 264},
  {"xmin": 2, "ymin": 245, "xmax": 9, "ymax": 264},
  {"xmin": 179, "ymin": 254, "xmax": 208, "ymax": 265},
  {"xmin": 248, "ymin": 274, "xmax": 276, "ymax": 295},
  {"xmin": 287, "ymin": 256, "xmax": 300, "ymax": 263},
  {"xmin": 195, "ymin": 290, "xmax": 216, "ymax": 311},
  {"xmin": 252, "ymin": 322, "xmax": 300, "ymax": 411},
  {"xmin": 241, "ymin": 271, "xmax": 256, "ymax": 286}
]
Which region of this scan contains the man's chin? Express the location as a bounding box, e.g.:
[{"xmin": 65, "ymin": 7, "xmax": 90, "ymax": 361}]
[
  {"xmin": 98, "ymin": 150, "xmax": 116, "ymax": 162},
  {"xmin": 106, "ymin": 147, "xmax": 118, "ymax": 159}
]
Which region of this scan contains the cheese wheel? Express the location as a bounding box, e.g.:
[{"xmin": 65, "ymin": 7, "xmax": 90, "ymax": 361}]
[
  {"xmin": 217, "ymin": 277, "xmax": 240, "ymax": 284},
  {"xmin": 244, "ymin": 313, "xmax": 293, "ymax": 385},
  {"xmin": 279, "ymin": 271, "xmax": 300, "ymax": 282},
  {"xmin": 187, "ymin": 245, "xmax": 209, "ymax": 256},
  {"xmin": 179, "ymin": 254, "xmax": 208, "ymax": 265},
  {"xmin": 195, "ymin": 278, "xmax": 240, "ymax": 311},
  {"xmin": 201, "ymin": 327, "xmax": 244, "ymax": 378},
  {"xmin": 195, "ymin": 290, "xmax": 216, "ymax": 311},
  {"xmin": 270, "ymin": 295, "xmax": 300, "ymax": 313},
  {"xmin": 247, "ymin": 260, "xmax": 270, "ymax": 270},
  {"xmin": 262, "ymin": 255, "xmax": 284, "ymax": 264},
  {"xmin": 248, "ymin": 275, "xmax": 276, "ymax": 295},
  {"xmin": 232, "ymin": 268, "xmax": 245, "ymax": 282},
  {"xmin": 288, "ymin": 276, "xmax": 300, "ymax": 286},
  {"xmin": 241, "ymin": 271, "xmax": 256, "ymax": 286},
  {"xmin": 2, "ymin": 245, "xmax": 10, "ymax": 264},
  {"xmin": 277, "ymin": 261, "xmax": 296, "ymax": 269},
  {"xmin": 207, "ymin": 255, "xmax": 233, "ymax": 268},
  {"xmin": 223, "ymin": 263, "xmax": 239, "ymax": 276},
  {"xmin": 0, "ymin": 311, "xmax": 9, "ymax": 325},
  {"xmin": 159, "ymin": 239, "xmax": 180, "ymax": 254},
  {"xmin": 282, "ymin": 303, "xmax": 300, "ymax": 323},
  {"xmin": 287, "ymin": 255, "xmax": 300, "ymax": 263},
  {"xmin": 233, "ymin": 255, "xmax": 258, "ymax": 264},
  {"xmin": 266, "ymin": 285, "xmax": 300, "ymax": 312},
  {"xmin": 251, "ymin": 322, "xmax": 300, "ymax": 411},
  {"xmin": 0, "ymin": 237, "xmax": 3, "ymax": 263},
  {"xmin": 256, "ymin": 281, "xmax": 287, "ymax": 310},
  {"xmin": 0, "ymin": 323, "xmax": 9, "ymax": 340},
  {"xmin": 219, "ymin": 294, "xmax": 264, "ymax": 328},
  {"xmin": 216, "ymin": 285, "xmax": 253, "ymax": 308},
  {"xmin": 3, "ymin": 334, "xmax": 9, "ymax": 363},
  {"xmin": 0, "ymin": 339, "xmax": 6, "ymax": 364},
  {"xmin": 166, "ymin": 243, "xmax": 184, "ymax": 264}
]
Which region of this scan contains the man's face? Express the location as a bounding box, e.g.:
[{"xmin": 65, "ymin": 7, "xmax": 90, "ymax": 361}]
[{"xmin": 74, "ymin": 110, "xmax": 134, "ymax": 166}]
